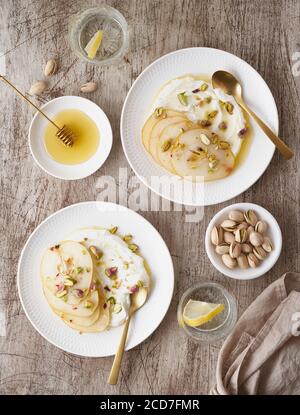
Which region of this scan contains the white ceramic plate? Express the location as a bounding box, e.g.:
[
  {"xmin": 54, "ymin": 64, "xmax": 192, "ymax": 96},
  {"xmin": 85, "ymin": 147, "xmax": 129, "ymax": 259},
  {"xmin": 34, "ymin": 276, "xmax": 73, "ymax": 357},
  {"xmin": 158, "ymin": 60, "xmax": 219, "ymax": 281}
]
[
  {"xmin": 205, "ymin": 203, "xmax": 282, "ymax": 280},
  {"xmin": 17, "ymin": 202, "xmax": 174, "ymax": 357},
  {"xmin": 29, "ymin": 96, "xmax": 113, "ymax": 180},
  {"xmin": 121, "ymin": 48, "xmax": 279, "ymax": 206}
]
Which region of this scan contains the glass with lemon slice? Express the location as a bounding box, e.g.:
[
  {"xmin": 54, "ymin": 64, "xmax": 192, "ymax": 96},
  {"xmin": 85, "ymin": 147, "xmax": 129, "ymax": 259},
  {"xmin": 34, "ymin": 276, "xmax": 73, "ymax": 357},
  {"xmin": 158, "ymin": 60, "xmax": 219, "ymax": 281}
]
[
  {"xmin": 177, "ymin": 282, "xmax": 237, "ymax": 343},
  {"xmin": 69, "ymin": 6, "xmax": 128, "ymax": 65}
]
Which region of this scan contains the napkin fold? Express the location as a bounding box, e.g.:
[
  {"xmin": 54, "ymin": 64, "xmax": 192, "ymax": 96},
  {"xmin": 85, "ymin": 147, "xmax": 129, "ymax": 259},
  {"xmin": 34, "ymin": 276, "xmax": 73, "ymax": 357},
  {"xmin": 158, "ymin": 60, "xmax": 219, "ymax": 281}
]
[{"xmin": 211, "ymin": 272, "xmax": 300, "ymax": 395}]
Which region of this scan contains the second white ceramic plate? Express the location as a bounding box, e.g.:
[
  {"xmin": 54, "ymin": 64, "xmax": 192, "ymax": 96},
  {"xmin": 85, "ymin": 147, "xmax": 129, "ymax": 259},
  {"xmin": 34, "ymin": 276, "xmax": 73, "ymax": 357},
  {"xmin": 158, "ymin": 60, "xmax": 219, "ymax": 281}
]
[
  {"xmin": 121, "ymin": 47, "xmax": 279, "ymax": 206},
  {"xmin": 17, "ymin": 202, "xmax": 174, "ymax": 357}
]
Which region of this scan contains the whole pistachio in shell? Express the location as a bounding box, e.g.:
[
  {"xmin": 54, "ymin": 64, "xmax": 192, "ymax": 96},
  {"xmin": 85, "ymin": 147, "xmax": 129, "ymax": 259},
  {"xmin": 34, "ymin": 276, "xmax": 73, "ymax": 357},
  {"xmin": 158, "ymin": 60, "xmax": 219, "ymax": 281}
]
[
  {"xmin": 234, "ymin": 228, "xmax": 247, "ymax": 243},
  {"xmin": 216, "ymin": 243, "xmax": 230, "ymax": 255},
  {"xmin": 241, "ymin": 243, "xmax": 253, "ymax": 254},
  {"xmin": 237, "ymin": 221, "xmax": 248, "ymax": 230},
  {"xmin": 255, "ymin": 220, "xmax": 267, "ymax": 234},
  {"xmin": 224, "ymin": 231, "xmax": 235, "ymax": 244},
  {"xmin": 249, "ymin": 231, "xmax": 264, "ymax": 247},
  {"xmin": 44, "ymin": 59, "xmax": 58, "ymax": 76},
  {"xmin": 262, "ymin": 237, "xmax": 273, "ymax": 252},
  {"xmin": 237, "ymin": 254, "xmax": 249, "ymax": 269},
  {"xmin": 222, "ymin": 254, "xmax": 237, "ymax": 269},
  {"xmin": 220, "ymin": 219, "xmax": 237, "ymax": 232},
  {"xmin": 229, "ymin": 241, "xmax": 241, "ymax": 259},
  {"xmin": 29, "ymin": 80, "xmax": 47, "ymax": 95},
  {"xmin": 248, "ymin": 252, "xmax": 260, "ymax": 268},
  {"xmin": 228, "ymin": 210, "xmax": 244, "ymax": 222},
  {"xmin": 80, "ymin": 81, "xmax": 98, "ymax": 93},
  {"xmin": 253, "ymin": 246, "xmax": 267, "ymax": 260},
  {"xmin": 246, "ymin": 226, "xmax": 255, "ymax": 241},
  {"xmin": 244, "ymin": 210, "xmax": 258, "ymax": 227},
  {"xmin": 211, "ymin": 226, "xmax": 223, "ymax": 245}
]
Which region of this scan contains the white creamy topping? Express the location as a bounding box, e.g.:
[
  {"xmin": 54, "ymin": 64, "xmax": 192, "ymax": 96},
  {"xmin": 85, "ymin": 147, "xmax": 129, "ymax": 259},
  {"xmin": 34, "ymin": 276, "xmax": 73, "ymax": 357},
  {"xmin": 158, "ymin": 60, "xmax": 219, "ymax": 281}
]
[
  {"xmin": 66, "ymin": 228, "xmax": 149, "ymax": 327},
  {"xmin": 151, "ymin": 77, "xmax": 246, "ymax": 156}
]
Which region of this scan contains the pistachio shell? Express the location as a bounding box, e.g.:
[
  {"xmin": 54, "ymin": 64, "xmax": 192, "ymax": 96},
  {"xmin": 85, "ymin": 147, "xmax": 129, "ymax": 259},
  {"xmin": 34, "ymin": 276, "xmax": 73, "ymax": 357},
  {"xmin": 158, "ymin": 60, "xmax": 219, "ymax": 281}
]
[
  {"xmin": 248, "ymin": 252, "xmax": 260, "ymax": 268},
  {"xmin": 222, "ymin": 254, "xmax": 237, "ymax": 269},
  {"xmin": 241, "ymin": 243, "xmax": 252, "ymax": 254},
  {"xmin": 29, "ymin": 80, "xmax": 47, "ymax": 95},
  {"xmin": 246, "ymin": 226, "xmax": 255, "ymax": 241},
  {"xmin": 249, "ymin": 231, "xmax": 263, "ymax": 247},
  {"xmin": 244, "ymin": 210, "xmax": 258, "ymax": 227},
  {"xmin": 255, "ymin": 220, "xmax": 267, "ymax": 234},
  {"xmin": 234, "ymin": 228, "xmax": 247, "ymax": 243},
  {"xmin": 228, "ymin": 210, "xmax": 244, "ymax": 222},
  {"xmin": 237, "ymin": 221, "xmax": 248, "ymax": 230},
  {"xmin": 80, "ymin": 81, "xmax": 98, "ymax": 93},
  {"xmin": 262, "ymin": 237, "xmax": 273, "ymax": 253},
  {"xmin": 211, "ymin": 226, "xmax": 219, "ymax": 246},
  {"xmin": 44, "ymin": 59, "xmax": 58, "ymax": 76},
  {"xmin": 253, "ymin": 246, "xmax": 267, "ymax": 260},
  {"xmin": 229, "ymin": 242, "xmax": 241, "ymax": 259},
  {"xmin": 224, "ymin": 231, "xmax": 235, "ymax": 244},
  {"xmin": 215, "ymin": 243, "xmax": 230, "ymax": 255},
  {"xmin": 237, "ymin": 254, "xmax": 249, "ymax": 269},
  {"xmin": 220, "ymin": 219, "xmax": 237, "ymax": 232}
]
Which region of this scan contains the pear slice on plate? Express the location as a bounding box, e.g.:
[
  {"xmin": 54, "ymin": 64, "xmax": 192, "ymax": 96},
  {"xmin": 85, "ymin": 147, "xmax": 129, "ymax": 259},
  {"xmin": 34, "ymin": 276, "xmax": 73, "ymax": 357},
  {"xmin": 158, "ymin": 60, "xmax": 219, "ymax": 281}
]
[
  {"xmin": 43, "ymin": 285, "xmax": 99, "ymax": 317},
  {"xmin": 60, "ymin": 287, "xmax": 110, "ymax": 333},
  {"xmin": 148, "ymin": 115, "xmax": 186, "ymax": 162},
  {"xmin": 157, "ymin": 120, "xmax": 191, "ymax": 173},
  {"xmin": 41, "ymin": 241, "xmax": 93, "ymax": 305},
  {"xmin": 171, "ymin": 128, "xmax": 235, "ymax": 182},
  {"xmin": 142, "ymin": 109, "xmax": 186, "ymax": 151}
]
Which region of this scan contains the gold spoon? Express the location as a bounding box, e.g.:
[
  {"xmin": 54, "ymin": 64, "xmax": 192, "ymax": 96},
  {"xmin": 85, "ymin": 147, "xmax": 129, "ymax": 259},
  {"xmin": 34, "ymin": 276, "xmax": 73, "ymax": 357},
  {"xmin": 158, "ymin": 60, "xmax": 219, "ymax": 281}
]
[
  {"xmin": 108, "ymin": 287, "xmax": 148, "ymax": 385},
  {"xmin": 212, "ymin": 70, "xmax": 293, "ymax": 160},
  {"xmin": 0, "ymin": 75, "xmax": 74, "ymax": 147}
]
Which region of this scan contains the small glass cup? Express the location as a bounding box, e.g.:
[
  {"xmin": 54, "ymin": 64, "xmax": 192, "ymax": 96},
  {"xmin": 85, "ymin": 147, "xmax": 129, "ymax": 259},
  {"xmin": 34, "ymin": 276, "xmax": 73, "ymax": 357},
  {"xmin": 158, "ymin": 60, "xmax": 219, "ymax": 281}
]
[
  {"xmin": 69, "ymin": 6, "xmax": 129, "ymax": 66},
  {"xmin": 177, "ymin": 282, "xmax": 237, "ymax": 343}
]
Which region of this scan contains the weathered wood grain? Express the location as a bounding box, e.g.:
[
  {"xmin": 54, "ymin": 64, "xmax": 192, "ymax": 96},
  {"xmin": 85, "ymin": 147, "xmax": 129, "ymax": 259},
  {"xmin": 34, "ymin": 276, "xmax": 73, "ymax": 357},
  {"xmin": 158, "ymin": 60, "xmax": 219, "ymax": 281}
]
[{"xmin": 0, "ymin": 0, "xmax": 299, "ymax": 395}]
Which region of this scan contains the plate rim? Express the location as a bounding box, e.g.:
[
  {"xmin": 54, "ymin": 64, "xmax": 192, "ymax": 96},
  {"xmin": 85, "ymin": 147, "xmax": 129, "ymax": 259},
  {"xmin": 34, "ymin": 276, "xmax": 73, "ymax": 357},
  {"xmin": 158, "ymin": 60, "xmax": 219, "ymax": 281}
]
[
  {"xmin": 120, "ymin": 47, "xmax": 279, "ymax": 206},
  {"xmin": 17, "ymin": 201, "xmax": 175, "ymax": 357}
]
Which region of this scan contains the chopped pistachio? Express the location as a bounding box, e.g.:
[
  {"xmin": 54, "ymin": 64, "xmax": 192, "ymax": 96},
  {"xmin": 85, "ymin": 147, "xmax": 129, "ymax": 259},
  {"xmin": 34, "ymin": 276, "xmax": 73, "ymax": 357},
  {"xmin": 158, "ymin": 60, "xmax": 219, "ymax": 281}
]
[
  {"xmin": 225, "ymin": 102, "xmax": 234, "ymax": 114},
  {"xmin": 123, "ymin": 262, "xmax": 129, "ymax": 269},
  {"xmin": 154, "ymin": 107, "xmax": 165, "ymax": 118},
  {"xmin": 123, "ymin": 234, "xmax": 133, "ymax": 242},
  {"xmin": 218, "ymin": 121, "xmax": 227, "ymax": 130},
  {"xmin": 64, "ymin": 277, "xmax": 76, "ymax": 287},
  {"xmin": 86, "ymin": 267, "xmax": 91, "ymax": 272},
  {"xmin": 56, "ymin": 290, "xmax": 67, "ymax": 298},
  {"xmin": 177, "ymin": 92, "xmax": 188, "ymax": 106},
  {"xmin": 76, "ymin": 266, "xmax": 83, "ymax": 274},
  {"xmin": 81, "ymin": 250, "xmax": 87, "ymax": 255},
  {"xmin": 109, "ymin": 226, "xmax": 118, "ymax": 234},
  {"xmin": 200, "ymin": 119, "xmax": 211, "ymax": 127},
  {"xmin": 161, "ymin": 140, "xmax": 172, "ymax": 152},
  {"xmin": 205, "ymin": 96, "xmax": 212, "ymax": 103},
  {"xmin": 208, "ymin": 110, "xmax": 218, "ymax": 119},
  {"xmin": 84, "ymin": 300, "xmax": 93, "ymax": 309},
  {"xmin": 200, "ymin": 83, "xmax": 208, "ymax": 91},
  {"xmin": 107, "ymin": 296, "xmax": 116, "ymax": 305},
  {"xmin": 128, "ymin": 243, "xmax": 138, "ymax": 252},
  {"xmin": 218, "ymin": 141, "xmax": 230, "ymax": 150},
  {"xmin": 137, "ymin": 280, "xmax": 144, "ymax": 287}
]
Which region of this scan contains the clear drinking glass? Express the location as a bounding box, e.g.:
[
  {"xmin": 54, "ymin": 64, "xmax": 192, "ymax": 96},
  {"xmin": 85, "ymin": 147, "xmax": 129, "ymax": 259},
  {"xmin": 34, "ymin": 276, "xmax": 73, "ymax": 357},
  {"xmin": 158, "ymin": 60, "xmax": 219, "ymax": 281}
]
[
  {"xmin": 177, "ymin": 282, "xmax": 237, "ymax": 343},
  {"xmin": 69, "ymin": 6, "xmax": 129, "ymax": 66}
]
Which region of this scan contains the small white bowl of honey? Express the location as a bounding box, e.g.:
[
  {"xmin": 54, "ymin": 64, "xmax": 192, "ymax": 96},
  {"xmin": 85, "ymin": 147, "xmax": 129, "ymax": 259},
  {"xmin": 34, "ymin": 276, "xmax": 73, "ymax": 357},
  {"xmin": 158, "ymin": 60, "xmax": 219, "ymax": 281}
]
[{"xmin": 28, "ymin": 96, "xmax": 112, "ymax": 180}]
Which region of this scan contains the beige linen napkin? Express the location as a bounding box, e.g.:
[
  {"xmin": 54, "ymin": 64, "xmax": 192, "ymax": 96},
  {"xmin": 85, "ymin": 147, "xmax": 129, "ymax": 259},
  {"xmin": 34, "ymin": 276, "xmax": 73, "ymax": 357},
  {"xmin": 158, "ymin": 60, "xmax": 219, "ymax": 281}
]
[{"xmin": 211, "ymin": 272, "xmax": 300, "ymax": 395}]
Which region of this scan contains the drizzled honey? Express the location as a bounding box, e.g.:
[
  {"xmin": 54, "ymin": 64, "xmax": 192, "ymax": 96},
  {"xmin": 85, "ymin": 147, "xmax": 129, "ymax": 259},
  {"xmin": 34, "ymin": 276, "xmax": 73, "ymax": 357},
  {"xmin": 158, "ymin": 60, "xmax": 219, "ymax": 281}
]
[{"xmin": 44, "ymin": 109, "xmax": 99, "ymax": 165}]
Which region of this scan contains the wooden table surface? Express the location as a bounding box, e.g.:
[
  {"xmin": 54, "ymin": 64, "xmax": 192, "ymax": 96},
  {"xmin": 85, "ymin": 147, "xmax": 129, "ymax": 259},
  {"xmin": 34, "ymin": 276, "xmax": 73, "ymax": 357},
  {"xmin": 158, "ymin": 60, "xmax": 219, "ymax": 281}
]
[{"xmin": 0, "ymin": 0, "xmax": 299, "ymax": 395}]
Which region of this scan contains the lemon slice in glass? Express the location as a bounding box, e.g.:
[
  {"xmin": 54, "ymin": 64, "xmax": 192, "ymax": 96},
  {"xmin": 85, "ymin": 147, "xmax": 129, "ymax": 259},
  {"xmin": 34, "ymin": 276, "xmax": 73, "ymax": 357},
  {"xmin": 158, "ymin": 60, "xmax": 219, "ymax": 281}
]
[
  {"xmin": 84, "ymin": 30, "xmax": 103, "ymax": 59},
  {"xmin": 183, "ymin": 299, "xmax": 224, "ymax": 327}
]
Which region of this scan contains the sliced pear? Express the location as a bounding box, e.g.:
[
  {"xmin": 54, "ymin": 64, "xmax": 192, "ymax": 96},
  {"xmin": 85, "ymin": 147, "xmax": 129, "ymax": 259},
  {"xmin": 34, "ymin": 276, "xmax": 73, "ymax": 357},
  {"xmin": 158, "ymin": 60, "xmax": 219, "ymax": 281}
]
[
  {"xmin": 52, "ymin": 301, "xmax": 101, "ymax": 328},
  {"xmin": 60, "ymin": 288, "xmax": 110, "ymax": 333},
  {"xmin": 157, "ymin": 120, "xmax": 191, "ymax": 173},
  {"xmin": 41, "ymin": 241, "xmax": 93, "ymax": 305},
  {"xmin": 142, "ymin": 109, "xmax": 186, "ymax": 151},
  {"xmin": 43, "ymin": 285, "xmax": 99, "ymax": 317},
  {"xmin": 171, "ymin": 128, "xmax": 235, "ymax": 182},
  {"xmin": 148, "ymin": 115, "xmax": 186, "ymax": 162}
]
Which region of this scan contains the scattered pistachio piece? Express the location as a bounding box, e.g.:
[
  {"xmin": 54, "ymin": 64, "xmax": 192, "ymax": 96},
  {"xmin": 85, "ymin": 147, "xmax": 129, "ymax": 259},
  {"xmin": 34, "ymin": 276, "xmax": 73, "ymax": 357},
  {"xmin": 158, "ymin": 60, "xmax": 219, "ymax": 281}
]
[
  {"xmin": 76, "ymin": 266, "xmax": 83, "ymax": 274},
  {"xmin": 208, "ymin": 110, "xmax": 218, "ymax": 119},
  {"xmin": 107, "ymin": 296, "xmax": 116, "ymax": 305},
  {"xmin": 225, "ymin": 101, "xmax": 234, "ymax": 114},
  {"xmin": 84, "ymin": 300, "xmax": 93, "ymax": 309},
  {"xmin": 123, "ymin": 235, "xmax": 133, "ymax": 242},
  {"xmin": 200, "ymin": 83, "xmax": 208, "ymax": 91},
  {"xmin": 109, "ymin": 226, "xmax": 118, "ymax": 234},
  {"xmin": 56, "ymin": 290, "xmax": 67, "ymax": 298},
  {"xmin": 161, "ymin": 140, "xmax": 172, "ymax": 152},
  {"xmin": 128, "ymin": 243, "xmax": 138, "ymax": 252},
  {"xmin": 177, "ymin": 92, "xmax": 188, "ymax": 106}
]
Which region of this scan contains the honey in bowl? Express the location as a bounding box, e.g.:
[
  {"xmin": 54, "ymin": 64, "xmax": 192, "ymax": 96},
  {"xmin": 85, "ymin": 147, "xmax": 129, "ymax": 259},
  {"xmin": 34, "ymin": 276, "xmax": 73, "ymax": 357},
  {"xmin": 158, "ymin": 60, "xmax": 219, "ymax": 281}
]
[{"xmin": 44, "ymin": 109, "xmax": 100, "ymax": 165}]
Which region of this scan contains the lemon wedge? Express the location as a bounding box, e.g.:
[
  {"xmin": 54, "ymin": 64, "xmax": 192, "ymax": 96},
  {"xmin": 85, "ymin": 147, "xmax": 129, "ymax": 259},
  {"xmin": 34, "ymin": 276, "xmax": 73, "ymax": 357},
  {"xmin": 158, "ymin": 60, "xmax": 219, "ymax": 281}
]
[
  {"xmin": 84, "ymin": 30, "xmax": 103, "ymax": 59},
  {"xmin": 183, "ymin": 299, "xmax": 224, "ymax": 327}
]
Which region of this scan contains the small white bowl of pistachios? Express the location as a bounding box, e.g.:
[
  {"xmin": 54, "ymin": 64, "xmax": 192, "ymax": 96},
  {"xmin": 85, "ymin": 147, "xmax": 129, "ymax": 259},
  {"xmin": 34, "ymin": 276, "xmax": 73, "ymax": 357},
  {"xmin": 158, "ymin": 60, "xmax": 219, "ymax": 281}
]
[{"xmin": 205, "ymin": 203, "xmax": 282, "ymax": 280}]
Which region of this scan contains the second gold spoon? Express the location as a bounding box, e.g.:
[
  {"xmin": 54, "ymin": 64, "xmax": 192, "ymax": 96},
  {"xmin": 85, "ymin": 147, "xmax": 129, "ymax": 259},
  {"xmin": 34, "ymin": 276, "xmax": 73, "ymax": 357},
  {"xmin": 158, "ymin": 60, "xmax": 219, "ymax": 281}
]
[
  {"xmin": 107, "ymin": 287, "xmax": 148, "ymax": 385},
  {"xmin": 212, "ymin": 70, "xmax": 293, "ymax": 160}
]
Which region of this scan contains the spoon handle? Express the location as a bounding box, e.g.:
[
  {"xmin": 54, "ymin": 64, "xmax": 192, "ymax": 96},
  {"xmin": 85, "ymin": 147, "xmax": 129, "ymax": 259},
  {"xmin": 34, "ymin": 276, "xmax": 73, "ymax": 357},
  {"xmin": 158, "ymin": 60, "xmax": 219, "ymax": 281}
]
[
  {"xmin": 239, "ymin": 101, "xmax": 293, "ymax": 160},
  {"xmin": 107, "ymin": 315, "xmax": 131, "ymax": 385}
]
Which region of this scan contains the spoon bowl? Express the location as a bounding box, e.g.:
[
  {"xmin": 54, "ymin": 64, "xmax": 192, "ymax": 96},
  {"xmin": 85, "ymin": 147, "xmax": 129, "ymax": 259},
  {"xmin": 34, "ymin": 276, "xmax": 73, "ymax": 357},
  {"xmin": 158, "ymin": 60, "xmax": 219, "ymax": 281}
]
[{"xmin": 212, "ymin": 70, "xmax": 293, "ymax": 160}]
